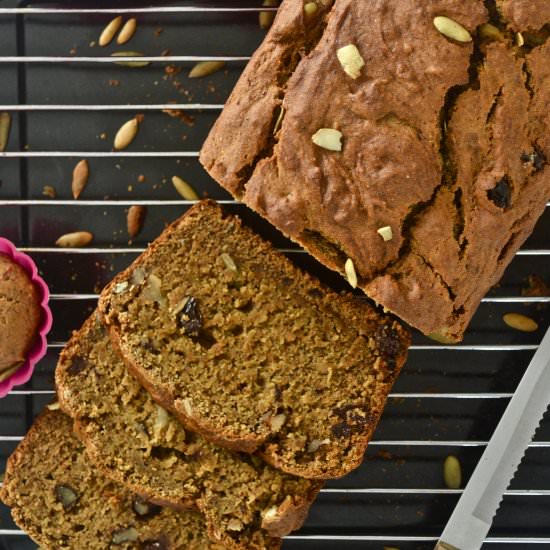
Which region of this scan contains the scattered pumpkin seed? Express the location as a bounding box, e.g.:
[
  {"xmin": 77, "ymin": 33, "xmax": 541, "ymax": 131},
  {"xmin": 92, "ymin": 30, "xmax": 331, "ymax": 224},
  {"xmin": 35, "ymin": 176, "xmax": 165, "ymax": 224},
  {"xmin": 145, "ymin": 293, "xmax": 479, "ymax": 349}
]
[
  {"xmin": 71, "ymin": 159, "xmax": 89, "ymax": 199},
  {"xmin": 312, "ymin": 128, "xmax": 343, "ymax": 151},
  {"xmin": 46, "ymin": 402, "xmax": 60, "ymax": 411},
  {"xmin": 221, "ymin": 252, "xmax": 237, "ymax": 272},
  {"xmin": 433, "ymin": 16, "xmax": 472, "ymax": 43},
  {"xmin": 443, "ymin": 455, "xmax": 462, "ymax": 489},
  {"xmin": 111, "ymin": 51, "xmax": 150, "ymax": 68},
  {"xmin": 516, "ymin": 32, "xmax": 525, "ymax": 47},
  {"xmin": 344, "ymin": 258, "xmax": 358, "ymax": 289},
  {"xmin": 503, "ymin": 313, "xmax": 538, "ymax": 333},
  {"xmin": 114, "ymin": 118, "xmax": 139, "ymax": 150},
  {"xmin": 273, "ymin": 106, "xmax": 285, "ymax": 135},
  {"xmin": 259, "ymin": 0, "xmax": 278, "ymax": 29},
  {"xmin": 117, "ymin": 18, "xmax": 137, "ymax": 45},
  {"xmin": 55, "ymin": 231, "xmax": 93, "ymax": 248},
  {"xmin": 377, "ymin": 226, "xmax": 393, "ymax": 241},
  {"xmin": 188, "ymin": 61, "xmax": 226, "ymax": 79},
  {"xmin": 172, "ymin": 176, "xmax": 199, "ymax": 200},
  {"xmin": 336, "ymin": 44, "xmax": 365, "ymax": 79},
  {"xmin": 127, "ymin": 205, "xmax": 147, "ymax": 238},
  {"xmin": 304, "ymin": 2, "xmax": 319, "ymax": 19},
  {"xmin": 0, "ymin": 112, "xmax": 11, "ymax": 152},
  {"xmin": 99, "ymin": 16, "xmax": 123, "ymax": 47}
]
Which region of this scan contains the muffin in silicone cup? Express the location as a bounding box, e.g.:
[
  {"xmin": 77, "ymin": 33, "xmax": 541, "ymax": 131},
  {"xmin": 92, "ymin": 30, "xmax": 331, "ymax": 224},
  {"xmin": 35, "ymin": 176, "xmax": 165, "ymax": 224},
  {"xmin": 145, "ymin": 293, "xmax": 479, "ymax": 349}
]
[{"xmin": 0, "ymin": 238, "xmax": 52, "ymax": 397}]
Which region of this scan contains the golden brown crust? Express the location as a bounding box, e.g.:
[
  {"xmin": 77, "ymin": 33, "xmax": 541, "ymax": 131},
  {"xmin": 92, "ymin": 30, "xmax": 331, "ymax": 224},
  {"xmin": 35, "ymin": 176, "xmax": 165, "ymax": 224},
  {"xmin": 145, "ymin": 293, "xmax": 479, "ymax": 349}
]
[{"xmin": 200, "ymin": 0, "xmax": 550, "ymax": 342}]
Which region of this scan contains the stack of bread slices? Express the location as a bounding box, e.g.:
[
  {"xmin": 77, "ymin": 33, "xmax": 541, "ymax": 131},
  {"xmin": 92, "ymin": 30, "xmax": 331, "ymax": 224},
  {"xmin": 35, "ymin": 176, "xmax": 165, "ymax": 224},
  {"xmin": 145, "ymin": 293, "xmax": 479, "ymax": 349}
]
[{"xmin": 1, "ymin": 201, "xmax": 409, "ymax": 549}]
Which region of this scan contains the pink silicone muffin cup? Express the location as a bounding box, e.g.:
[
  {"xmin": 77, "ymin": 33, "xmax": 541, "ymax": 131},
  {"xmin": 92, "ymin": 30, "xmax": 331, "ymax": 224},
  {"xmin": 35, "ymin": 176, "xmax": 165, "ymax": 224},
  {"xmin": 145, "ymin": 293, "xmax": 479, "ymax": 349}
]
[{"xmin": 0, "ymin": 238, "xmax": 52, "ymax": 397}]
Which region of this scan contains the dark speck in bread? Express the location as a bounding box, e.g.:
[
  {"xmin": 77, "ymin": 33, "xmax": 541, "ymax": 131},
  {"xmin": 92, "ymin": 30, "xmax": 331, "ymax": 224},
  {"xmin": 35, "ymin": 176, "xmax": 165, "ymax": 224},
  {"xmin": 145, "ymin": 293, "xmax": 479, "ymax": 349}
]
[
  {"xmin": 487, "ymin": 177, "xmax": 512, "ymax": 209},
  {"xmin": 67, "ymin": 355, "xmax": 89, "ymax": 376}
]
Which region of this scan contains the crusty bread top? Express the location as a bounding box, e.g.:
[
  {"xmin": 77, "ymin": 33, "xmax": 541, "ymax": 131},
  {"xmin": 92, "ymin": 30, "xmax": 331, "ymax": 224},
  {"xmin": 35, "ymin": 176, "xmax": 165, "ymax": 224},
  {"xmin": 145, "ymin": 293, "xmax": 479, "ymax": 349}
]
[{"xmin": 200, "ymin": 0, "xmax": 550, "ymax": 341}]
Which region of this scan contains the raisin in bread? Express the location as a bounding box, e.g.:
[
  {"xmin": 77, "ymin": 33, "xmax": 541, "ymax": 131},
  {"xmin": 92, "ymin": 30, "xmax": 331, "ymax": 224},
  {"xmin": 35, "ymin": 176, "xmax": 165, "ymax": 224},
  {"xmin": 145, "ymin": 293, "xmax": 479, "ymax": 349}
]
[
  {"xmin": 56, "ymin": 312, "xmax": 319, "ymax": 550},
  {"xmin": 98, "ymin": 200, "xmax": 410, "ymax": 479},
  {"xmin": 0, "ymin": 408, "xmax": 222, "ymax": 550},
  {"xmin": 199, "ymin": 0, "xmax": 550, "ymax": 342}
]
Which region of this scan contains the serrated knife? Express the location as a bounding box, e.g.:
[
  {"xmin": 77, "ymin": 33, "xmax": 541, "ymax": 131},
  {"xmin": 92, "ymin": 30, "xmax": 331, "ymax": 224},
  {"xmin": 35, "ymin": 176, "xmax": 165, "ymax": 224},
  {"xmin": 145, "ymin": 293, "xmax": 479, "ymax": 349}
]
[{"xmin": 436, "ymin": 325, "xmax": 550, "ymax": 550}]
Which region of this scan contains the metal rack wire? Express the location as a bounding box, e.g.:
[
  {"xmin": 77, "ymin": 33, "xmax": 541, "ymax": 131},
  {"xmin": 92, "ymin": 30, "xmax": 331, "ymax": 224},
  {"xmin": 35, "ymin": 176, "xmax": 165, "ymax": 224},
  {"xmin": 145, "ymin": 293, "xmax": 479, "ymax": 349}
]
[{"xmin": 0, "ymin": 2, "xmax": 549, "ymax": 549}]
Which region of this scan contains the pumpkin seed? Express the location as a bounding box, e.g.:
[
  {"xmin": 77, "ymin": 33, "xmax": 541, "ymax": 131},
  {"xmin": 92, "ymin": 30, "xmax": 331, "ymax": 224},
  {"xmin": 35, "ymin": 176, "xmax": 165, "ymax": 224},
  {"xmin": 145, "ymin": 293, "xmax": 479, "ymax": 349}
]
[
  {"xmin": 0, "ymin": 112, "xmax": 11, "ymax": 152},
  {"xmin": 259, "ymin": 0, "xmax": 278, "ymax": 29},
  {"xmin": 113, "ymin": 282, "xmax": 129, "ymax": 294},
  {"xmin": 111, "ymin": 51, "xmax": 150, "ymax": 68},
  {"xmin": 304, "ymin": 2, "xmax": 319, "ymax": 19},
  {"xmin": 227, "ymin": 518, "xmax": 244, "ymax": 532},
  {"xmin": 503, "ymin": 313, "xmax": 538, "ymax": 333},
  {"xmin": 55, "ymin": 231, "xmax": 93, "ymax": 248},
  {"xmin": 221, "ymin": 253, "xmax": 237, "ymax": 272},
  {"xmin": 443, "ymin": 455, "xmax": 462, "ymax": 489},
  {"xmin": 479, "ymin": 23, "xmax": 504, "ymax": 41},
  {"xmin": 71, "ymin": 159, "xmax": 89, "ymax": 199},
  {"xmin": 427, "ymin": 330, "xmax": 455, "ymax": 344},
  {"xmin": 114, "ymin": 118, "xmax": 139, "ymax": 150},
  {"xmin": 433, "ymin": 16, "xmax": 472, "ymax": 43},
  {"xmin": 46, "ymin": 402, "xmax": 60, "ymax": 411},
  {"xmin": 112, "ymin": 527, "xmax": 139, "ymax": 544},
  {"xmin": 377, "ymin": 226, "xmax": 393, "ymax": 241},
  {"xmin": 336, "ymin": 44, "xmax": 365, "ymax": 79},
  {"xmin": 312, "ymin": 128, "xmax": 343, "ymax": 151},
  {"xmin": 116, "ymin": 18, "xmax": 137, "ymax": 45},
  {"xmin": 55, "ymin": 485, "xmax": 79, "ymax": 510},
  {"xmin": 127, "ymin": 205, "xmax": 147, "ymax": 238},
  {"xmin": 344, "ymin": 258, "xmax": 357, "ymax": 289},
  {"xmin": 188, "ymin": 61, "xmax": 225, "ymax": 79},
  {"xmin": 99, "ymin": 16, "xmax": 123, "ymax": 47},
  {"xmin": 516, "ymin": 32, "xmax": 525, "ymax": 47},
  {"xmin": 172, "ymin": 176, "xmax": 199, "ymax": 200}
]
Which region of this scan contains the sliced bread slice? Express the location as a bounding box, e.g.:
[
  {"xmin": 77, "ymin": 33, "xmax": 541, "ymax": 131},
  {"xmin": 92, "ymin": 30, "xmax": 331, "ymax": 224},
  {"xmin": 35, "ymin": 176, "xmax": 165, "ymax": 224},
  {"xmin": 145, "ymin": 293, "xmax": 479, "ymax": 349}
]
[
  {"xmin": 0, "ymin": 408, "xmax": 223, "ymax": 550},
  {"xmin": 98, "ymin": 200, "xmax": 410, "ymax": 479},
  {"xmin": 56, "ymin": 312, "xmax": 319, "ymax": 550}
]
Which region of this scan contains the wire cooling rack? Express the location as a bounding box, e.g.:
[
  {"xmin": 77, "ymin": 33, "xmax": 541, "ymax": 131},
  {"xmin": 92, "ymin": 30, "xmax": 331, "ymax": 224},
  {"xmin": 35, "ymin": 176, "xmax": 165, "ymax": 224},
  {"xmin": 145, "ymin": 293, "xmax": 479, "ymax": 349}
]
[{"xmin": 0, "ymin": 2, "xmax": 549, "ymax": 549}]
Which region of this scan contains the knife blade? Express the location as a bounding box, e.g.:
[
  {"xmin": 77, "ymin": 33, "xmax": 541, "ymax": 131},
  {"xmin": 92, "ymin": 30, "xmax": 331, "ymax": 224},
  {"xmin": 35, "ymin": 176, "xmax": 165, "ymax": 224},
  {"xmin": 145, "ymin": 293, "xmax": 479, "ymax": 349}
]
[{"xmin": 436, "ymin": 324, "xmax": 550, "ymax": 550}]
